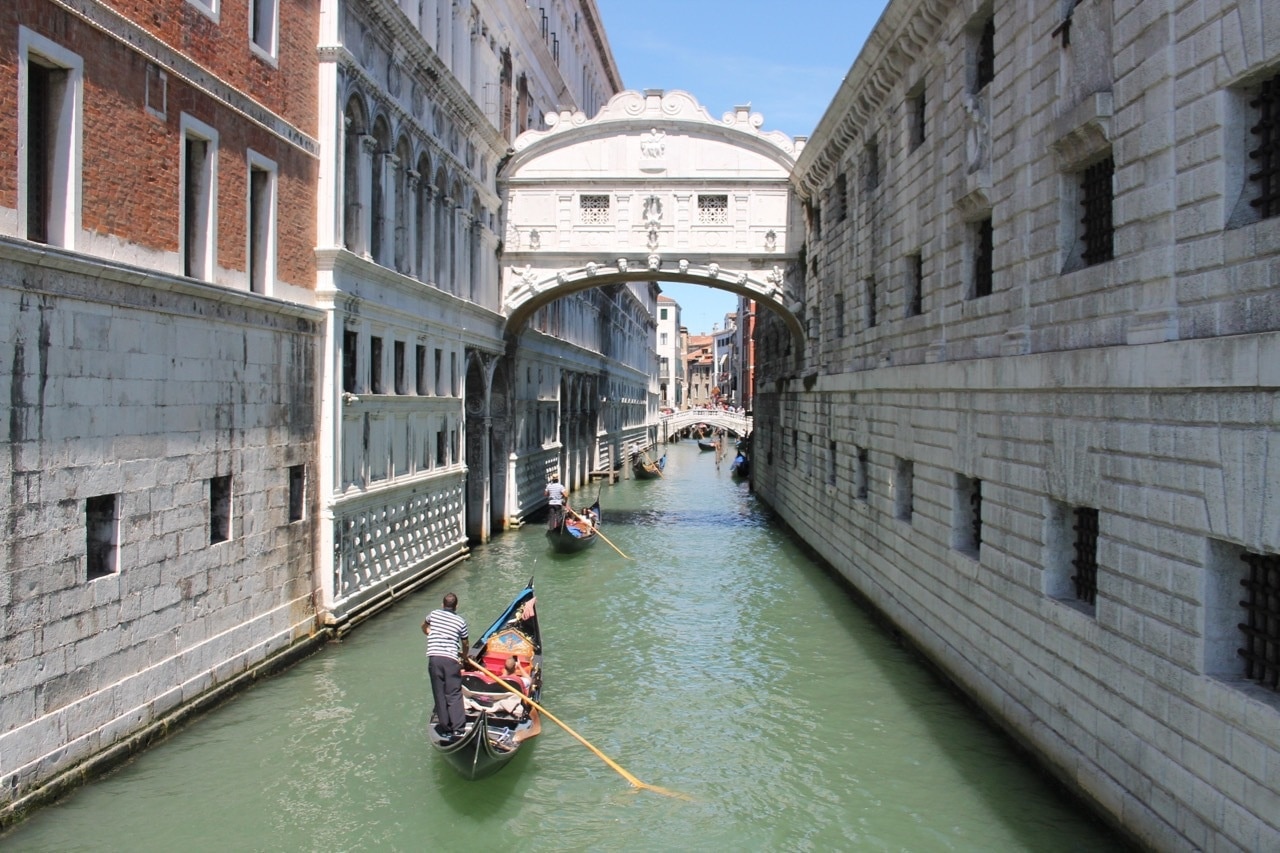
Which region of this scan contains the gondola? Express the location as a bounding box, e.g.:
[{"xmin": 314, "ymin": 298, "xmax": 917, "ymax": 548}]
[
  {"xmin": 696, "ymin": 439, "xmax": 716, "ymax": 452},
  {"xmin": 730, "ymin": 452, "xmax": 750, "ymax": 478},
  {"xmin": 546, "ymin": 500, "xmax": 601, "ymax": 553},
  {"xmin": 632, "ymin": 452, "xmax": 666, "ymax": 480},
  {"xmin": 428, "ymin": 579, "xmax": 542, "ymax": 780}
]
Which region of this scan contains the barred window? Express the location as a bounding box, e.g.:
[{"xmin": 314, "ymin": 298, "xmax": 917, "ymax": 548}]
[
  {"xmin": 698, "ymin": 194, "xmax": 728, "ymax": 225},
  {"xmin": 1238, "ymin": 551, "xmax": 1280, "ymax": 691},
  {"xmin": 1079, "ymin": 156, "xmax": 1114, "ymax": 266},
  {"xmin": 1071, "ymin": 507, "xmax": 1099, "ymax": 606},
  {"xmin": 579, "ymin": 193, "xmax": 610, "ymax": 225},
  {"xmin": 1248, "ymin": 71, "xmax": 1280, "ymax": 220},
  {"xmin": 972, "ymin": 216, "xmax": 994, "ymax": 298}
]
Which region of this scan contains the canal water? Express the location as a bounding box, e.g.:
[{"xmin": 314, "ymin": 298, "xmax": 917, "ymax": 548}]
[{"xmin": 1, "ymin": 441, "xmax": 1126, "ymax": 852}]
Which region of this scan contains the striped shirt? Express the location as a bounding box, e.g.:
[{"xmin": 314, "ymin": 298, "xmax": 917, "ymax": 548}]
[{"xmin": 425, "ymin": 608, "xmax": 468, "ymax": 659}]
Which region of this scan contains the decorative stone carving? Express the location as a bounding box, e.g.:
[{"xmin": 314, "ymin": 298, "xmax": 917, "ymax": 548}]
[
  {"xmin": 961, "ymin": 93, "xmax": 988, "ymax": 174},
  {"xmin": 647, "ymin": 228, "xmax": 659, "ymax": 251},
  {"xmin": 640, "ymin": 128, "xmax": 666, "ymax": 158},
  {"xmin": 529, "ymin": 229, "xmax": 541, "ymax": 250},
  {"xmin": 678, "ymin": 259, "xmax": 688, "ymax": 274},
  {"xmin": 388, "ymin": 61, "xmax": 402, "ymax": 98},
  {"xmin": 707, "ymin": 263, "xmax": 720, "ymax": 278},
  {"xmin": 643, "ymin": 194, "xmax": 663, "ymax": 226},
  {"xmin": 617, "ymin": 258, "xmax": 628, "ymax": 273},
  {"xmin": 585, "ymin": 262, "xmax": 598, "ymax": 276},
  {"xmin": 647, "ymin": 254, "xmax": 661, "ymax": 271},
  {"xmin": 765, "ymin": 230, "xmax": 777, "ymax": 252}
]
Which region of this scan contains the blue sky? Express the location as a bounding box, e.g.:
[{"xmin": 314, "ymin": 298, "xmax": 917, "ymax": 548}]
[{"xmin": 595, "ymin": 0, "xmax": 889, "ymax": 334}]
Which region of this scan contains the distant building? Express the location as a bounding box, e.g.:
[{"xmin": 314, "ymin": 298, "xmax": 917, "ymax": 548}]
[{"xmin": 655, "ymin": 293, "xmax": 683, "ymax": 407}]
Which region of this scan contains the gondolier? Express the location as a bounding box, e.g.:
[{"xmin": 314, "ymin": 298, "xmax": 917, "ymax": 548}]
[
  {"xmin": 423, "ymin": 592, "xmax": 469, "ymax": 741},
  {"xmin": 544, "ymin": 474, "xmax": 567, "ymax": 530}
]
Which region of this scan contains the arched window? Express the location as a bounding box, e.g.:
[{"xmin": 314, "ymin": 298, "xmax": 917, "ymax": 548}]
[
  {"xmin": 342, "ymin": 96, "xmax": 366, "ymax": 252},
  {"xmin": 415, "ymin": 152, "xmax": 432, "ymax": 281},
  {"xmin": 394, "ymin": 135, "xmax": 412, "ymax": 273},
  {"xmin": 370, "ymin": 116, "xmax": 391, "ymax": 265}
]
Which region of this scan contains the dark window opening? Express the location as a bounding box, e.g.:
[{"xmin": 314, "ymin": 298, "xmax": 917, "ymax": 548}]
[
  {"xmin": 973, "ymin": 217, "xmax": 994, "ymax": 298},
  {"xmin": 369, "ymin": 336, "xmax": 383, "ymax": 394},
  {"xmin": 1079, "ymin": 156, "xmax": 1115, "ymax": 266},
  {"xmin": 86, "ymin": 494, "xmax": 118, "ymax": 580},
  {"xmin": 248, "ymin": 166, "xmax": 270, "ymax": 294},
  {"xmin": 1238, "ymin": 551, "xmax": 1280, "ymax": 691},
  {"xmin": 183, "ymin": 135, "xmax": 211, "ymax": 278},
  {"xmin": 974, "ymin": 16, "xmax": 995, "ymax": 92},
  {"xmin": 288, "ymin": 465, "xmax": 305, "ymax": 522},
  {"xmin": 394, "ymin": 341, "xmax": 406, "ymax": 394},
  {"xmin": 342, "ymin": 330, "xmax": 358, "ymax": 393},
  {"xmin": 210, "ymin": 475, "xmax": 232, "ymax": 544},
  {"xmin": 26, "ymin": 61, "xmax": 59, "ymax": 244},
  {"xmin": 1071, "ymin": 507, "xmax": 1099, "ymax": 606},
  {"xmin": 907, "ymin": 253, "xmax": 923, "ymax": 317},
  {"xmin": 1248, "ymin": 71, "xmax": 1280, "ymax": 220},
  {"xmin": 909, "ymin": 85, "xmax": 926, "ymax": 150},
  {"xmin": 416, "ymin": 344, "xmax": 427, "ymax": 395}
]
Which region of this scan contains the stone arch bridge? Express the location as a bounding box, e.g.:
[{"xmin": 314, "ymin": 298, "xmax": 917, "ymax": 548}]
[
  {"xmin": 661, "ymin": 408, "xmax": 752, "ymax": 440},
  {"xmin": 498, "ymin": 89, "xmax": 808, "ymax": 347}
]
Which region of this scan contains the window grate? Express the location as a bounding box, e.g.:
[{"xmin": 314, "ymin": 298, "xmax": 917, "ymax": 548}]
[
  {"xmin": 580, "ymin": 194, "xmax": 610, "ymax": 225},
  {"xmin": 1071, "ymin": 507, "xmax": 1099, "ymax": 605},
  {"xmin": 1079, "ymin": 156, "xmax": 1115, "ymax": 266},
  {"xmin": 1238, "ymin": 552, "xmax": 1280, "ymax": 691},
  {"xmin": 698, "ymin": 194, "xmax": 728, "ymax": 225},
  {"xmin": 1248, "ymin": 72, "xmax": 1280, "ymax": 220},
  {"xmin": 970, "ymin": 479, "xmax": 983, "ymax": 551}
]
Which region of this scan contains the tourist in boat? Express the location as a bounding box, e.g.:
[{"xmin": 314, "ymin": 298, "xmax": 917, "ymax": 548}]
[
  {"xmin": 423, "ymin": 592, "xmax": 469, "ymax": 741},
  {"xmin": 502, "ymin": 656, "xmax": 531, "ymax": 693}
]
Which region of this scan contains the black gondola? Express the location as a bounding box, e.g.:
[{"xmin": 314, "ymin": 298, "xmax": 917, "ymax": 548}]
[
  {"xmin": 696, "ymin": 439, "xmax": 716, "ymax": 452},
  {"xmin": 546, "ymin": 501, "xmax": 601, "ymax": 553},
  {"xmin": 632, "ymin": 452, "xmax": 666, "ymax": 480},
  {"xmin": 428, "ymin": 579, "xmax": 541, "ymax": 780},
  {"xmin": 730, "ymin": 452, "xmax": 750, "ymax": 478}
]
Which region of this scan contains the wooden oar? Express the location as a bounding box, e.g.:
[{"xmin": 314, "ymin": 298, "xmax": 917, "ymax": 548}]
[
  {"xmin": 642, "ymin": 450, "xmax": 665, "ymax": 479},
  {"xmin": 565, "ymin": 505, "xmax": 630, "ymax": 560},
  {"xmin": 466, "ymin": 658, "xmax": 688, "ymax": 800}
]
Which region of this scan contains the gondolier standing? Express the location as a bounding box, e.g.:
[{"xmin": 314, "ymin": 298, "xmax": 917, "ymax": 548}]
[
  {"xmin": 544, "ymin": 474, "xmax": 567, "ymax": 530},
  {"xmin": 423, "ymin": 592, "xmax": 469, "ymax": 740}
]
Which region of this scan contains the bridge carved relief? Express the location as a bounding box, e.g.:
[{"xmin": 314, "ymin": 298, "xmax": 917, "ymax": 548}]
[{"xmin": 498, "ymin": 89, "xmax": 807, "ymax": 343}]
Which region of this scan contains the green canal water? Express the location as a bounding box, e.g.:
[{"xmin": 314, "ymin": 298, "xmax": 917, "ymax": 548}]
[{"xmin": 1, "ymin": 441, "xmax": 1127, "ymax": 852}]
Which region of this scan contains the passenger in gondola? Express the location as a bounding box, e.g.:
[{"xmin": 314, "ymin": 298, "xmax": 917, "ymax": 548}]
[{"xmin": 502, "ymin": 656, "xmax": 531, "ymax": 694}]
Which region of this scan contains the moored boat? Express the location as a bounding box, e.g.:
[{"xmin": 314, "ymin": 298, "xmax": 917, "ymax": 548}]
[
  {"xmin": 428, "ymin": 579, "xmax": 542, "ymax": 780},
  {"xmin": 730, "ymin": 452, "xmax": 750, "ymax": 478},
  {"xmin": 632, "ymin": 452, "xmax": 666, "ymax": 480},
  {"xmin": 696, "ymin": 439, "xmax": 715, "ymax": 452},
  {"xmin": 546, "ymin": 500, "xmax": 601, "ymax": 553}
]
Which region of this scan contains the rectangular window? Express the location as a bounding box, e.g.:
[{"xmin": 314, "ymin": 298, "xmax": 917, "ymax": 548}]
[
  {"xmin": 697, "ymin": 194, "xmax": 728, "ymax": 225},
  {"xmin": 894, "ymin": 458, "xmax": 914, "ymax": 522},
  {"xmin": 416, "ymin": 344, "xmax": 427, "ymax": 395},
  {"xmin": 436, "ymin": 430, "xmax": 447, "ymax": 466},
  {"xmin": 973, "ymin": 14, "xmax": 995, "ymax": 93},
  {"xmin": 342, "ymin": 329, "xmax": 358, "ymax": 393},
  {"xmin": 908, "ymin": 82, "xmax": 926, "ymax": 151},
  {"xmin": 579, "ymin": 193, "xmax": 610, "ymax": 225},
  {"xmin": 834, "ymin": 175, "xmax": 848, "ymax": 222},
  {"xmin": 1049, "ymin": 501, "xmax": 1099, "ymax": 610},
  {"xmin": 20, "ymin": 28, "xmax": 82, "ymax": 249},
  {"xmin": 435, "ymin": 348, "xmax": 444, "ymax": 396},
  {"xmin": 660, "ymin": 332, "xmax": 668, "ymax": 345},
  {"xmin": 394, "ymin": 341, "xmax": 406, "ymax": 394},
  {"xmin": 864, "ymin": 138, "xmax": 880, "ymax": 192},
  {"xmin": 855, "ymin": 447, "xmax": 869, "ymax": 501},
  {"xmin": 954, "ymin": 474, "xmax": 982, "ymax": 556},
  {"xmin": 181, "ymin": 115, "xmax": 218, "ymax": 281},
  {"xmin": 186, "ymin": 0, "xmax": 219, "ymax": 21},
  {"xmin": 369, "ymin": 336, "xmax": 384, "ymax": 393},
  {"xmin": 828, "ymin": 441, "xmax": 837, "ymax": 487},
  {"xmin": 1079, "ymin": 156, "xmax": 1115, "ymax": 266},
  {"xmin": 972, "ymin": 217, "xmax": 994, "ymax": 298},
  {"xmin": 250, "ymin": 0, "xmax": 279, "ymax": 59},
  {"xmin": 834, "ymin": 293, "xmax": 845, "ymax": 338},
  {"xmin": 660, "ymin": 308, "xmax": 668, "ymax": 321},
  {"xmin": 906, "ymin": 252, "xmax": 923, "ymax": 317},
  {"xmin": 1206, "ymin": 541, "xmax": 1280, "ymax": 691},
  {"xmin": 1246, "ymin": 71, "xmax": 1280, "ymax": 221},
  {"xmin": 865, "ymin": 277, "xmax": 877, "ymax": 328},
  {"xmin": 210, "ymin": 475, "xmax": 232, "ymax": 544},
  {"xmin": 247, "ymin": 152, "xmax": 276, "ymax": 294},
  {"xmin": 288, "ymin": 464, "xmax": 305, "ymax": 522},
  {"xmin": 450, "ymin": 352, "xmax": 458, "ymax": 396},
  {"xmin": 86, "ymin": 494, "xmax": 119, "ymax": 580}
]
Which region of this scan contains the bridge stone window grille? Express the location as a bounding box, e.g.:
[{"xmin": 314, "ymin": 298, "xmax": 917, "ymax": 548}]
[
  {"xmin": 954, "ymin": 474, "xmax": 982, "ymax": 556},
  {"xmin": 1078, "ymin": 156, "xmax": 1114, "ymax": 266},
  {"xmin": 855, "ymin": 447, "xmax": 869, "ymax": 500},
  {"xmin": 697, "ymin": 194, "xmax": 728, "ymax": 225},
  {"xmin": 972, "ymin": 14, "xmax": 995, "ymax": 93},
  {"xmin": 1238, "ymin": 552, "xmax": 1280, "ymax": 691},
  {"xmin": 1071, "ymin": 506, "xmax": 1099, "ymax": 606},
  {"xmin": 906, "ymin": 252, "xmax": 924, "ymax": 317},
  {"xmin": 579, "ymin": 193, "xmax": 611, "ymax": 225},
  {"xmin": 972, "ymin": 217, "xmax": 994, "ymax": 298},
  {"xmin": 1248, "ymin": 71, "xmax": 1280, "ymax": 220}
]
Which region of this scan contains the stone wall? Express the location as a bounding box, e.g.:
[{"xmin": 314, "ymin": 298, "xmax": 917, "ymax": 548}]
[
  {"xmin": 0, "ymin": 239, "xmax": 322, "ymax": 816},
  {"xmin": 763, "ymin": 0, "xmax": 1280, "ymax": 849}
]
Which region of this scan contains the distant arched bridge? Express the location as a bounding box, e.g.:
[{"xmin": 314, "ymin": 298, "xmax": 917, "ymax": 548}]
[{"xmin": 659, "ymin": 409, "xmax": 752, "ymax": 440}]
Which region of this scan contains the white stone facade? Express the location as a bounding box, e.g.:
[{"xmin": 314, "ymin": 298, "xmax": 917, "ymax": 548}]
[{"xmin": 758, "ymin": 0, "xmax": 1280, "ymax": 848}]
